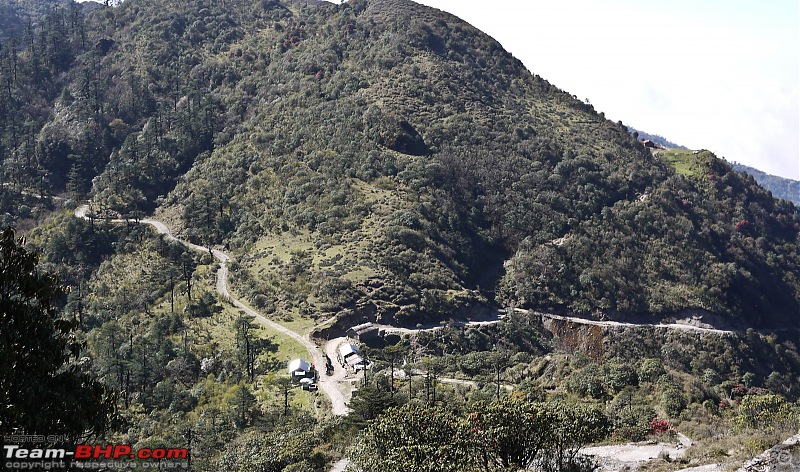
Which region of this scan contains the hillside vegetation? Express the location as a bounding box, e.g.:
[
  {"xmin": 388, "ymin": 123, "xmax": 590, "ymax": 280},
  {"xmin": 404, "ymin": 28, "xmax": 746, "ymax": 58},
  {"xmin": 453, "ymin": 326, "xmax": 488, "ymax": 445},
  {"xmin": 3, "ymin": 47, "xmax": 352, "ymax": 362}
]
[
  {"xmin": 731, "ymin": 162, "xmax": 800, "ymax": 206},
  {"xmin": 2, "ymin": 1, "xmax": 800, "ymax": 470},
  {"xmin": 6, "ymin": 0, "xmax": 795, "ymax": 327},
  {"xmin": 629, "ymin": 127, "xmax": 799, "ymax": 206}
]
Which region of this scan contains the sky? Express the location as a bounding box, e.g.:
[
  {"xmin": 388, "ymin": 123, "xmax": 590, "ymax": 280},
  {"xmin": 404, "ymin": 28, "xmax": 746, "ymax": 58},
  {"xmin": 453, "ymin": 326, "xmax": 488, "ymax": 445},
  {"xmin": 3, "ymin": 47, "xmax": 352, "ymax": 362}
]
[{"xmin": 406, "ymin": 0, "xmax": 800, "ymax": 180}]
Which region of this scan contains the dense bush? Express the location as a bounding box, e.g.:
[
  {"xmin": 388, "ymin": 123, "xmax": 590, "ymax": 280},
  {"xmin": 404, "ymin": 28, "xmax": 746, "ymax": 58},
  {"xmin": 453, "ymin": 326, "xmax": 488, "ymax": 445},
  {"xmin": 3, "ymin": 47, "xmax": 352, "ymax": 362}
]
[{"xmin": 348, "ymin": 398, "xmax": 607, "ymax": 472}]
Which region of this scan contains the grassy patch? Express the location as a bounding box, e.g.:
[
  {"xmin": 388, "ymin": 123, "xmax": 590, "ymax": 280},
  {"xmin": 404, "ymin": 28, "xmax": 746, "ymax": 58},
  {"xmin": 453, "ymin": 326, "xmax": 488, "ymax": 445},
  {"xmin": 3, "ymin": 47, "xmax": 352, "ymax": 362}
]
[
  {"xmin": 231, "ymin": 177, "xmax": 413, "ymax": 319},
  {"xmin": 657, "ymin": 149, "xmax": 710, "ymax": 178}
]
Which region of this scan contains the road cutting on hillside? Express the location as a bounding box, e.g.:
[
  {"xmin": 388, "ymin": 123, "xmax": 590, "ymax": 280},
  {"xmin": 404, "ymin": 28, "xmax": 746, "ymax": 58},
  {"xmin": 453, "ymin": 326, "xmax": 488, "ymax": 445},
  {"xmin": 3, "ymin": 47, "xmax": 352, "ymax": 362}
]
[
  {"xmin": 73, "ymin": 203, "xmax": 766, "ymax": 420},
  {"xmin": 75, "ymin": 204, "xmax": 350, "ymax": 416}
]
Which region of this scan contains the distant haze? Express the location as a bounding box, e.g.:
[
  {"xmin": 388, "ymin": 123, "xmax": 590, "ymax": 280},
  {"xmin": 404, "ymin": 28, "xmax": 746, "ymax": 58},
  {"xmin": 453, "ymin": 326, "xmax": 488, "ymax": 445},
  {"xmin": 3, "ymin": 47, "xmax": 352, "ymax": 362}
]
[{"xmin": 411, "ymin": 0, "xmax": 799, "ymax": 181}]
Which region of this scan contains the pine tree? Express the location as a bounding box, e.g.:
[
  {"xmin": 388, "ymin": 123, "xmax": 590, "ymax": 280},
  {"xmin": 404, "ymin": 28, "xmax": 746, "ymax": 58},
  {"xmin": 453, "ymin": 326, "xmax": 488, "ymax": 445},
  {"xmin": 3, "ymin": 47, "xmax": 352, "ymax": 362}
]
[{"xmin": 0, "ymin": 228, "xmax": 117, "ymax": 437}]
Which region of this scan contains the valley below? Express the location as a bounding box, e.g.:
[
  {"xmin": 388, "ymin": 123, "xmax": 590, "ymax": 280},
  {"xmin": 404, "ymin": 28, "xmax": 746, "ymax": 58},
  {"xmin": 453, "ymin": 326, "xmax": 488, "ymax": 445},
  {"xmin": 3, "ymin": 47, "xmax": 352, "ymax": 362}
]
[
  {"xmin": 1, "ymin": 0, "xmax": 798, "ymax": 470},
  {"xmin": 72, "ymin": 202, "xmax": 800, "ymax": 472}
]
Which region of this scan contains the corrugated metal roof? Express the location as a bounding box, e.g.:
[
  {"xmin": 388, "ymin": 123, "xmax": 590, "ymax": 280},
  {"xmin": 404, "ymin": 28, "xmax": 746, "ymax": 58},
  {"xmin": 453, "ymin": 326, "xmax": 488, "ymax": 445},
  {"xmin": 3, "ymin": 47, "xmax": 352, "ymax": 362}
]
[
  {"xmin": 349, "ymin": 322, "xmax": 378, "ymax": 335},
  {"xmin": 345, "ymin": 354, "xmax": 365, "ymax": 366},
  {"xmin": 339, "ymin": 343, "xmax": 359, "ymax": 357}
]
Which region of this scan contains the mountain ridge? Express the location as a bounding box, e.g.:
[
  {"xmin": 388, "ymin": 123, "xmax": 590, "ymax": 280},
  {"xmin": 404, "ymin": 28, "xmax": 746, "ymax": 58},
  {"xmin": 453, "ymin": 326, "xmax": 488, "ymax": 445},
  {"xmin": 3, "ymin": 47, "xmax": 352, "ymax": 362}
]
[
  {"xmin": 628, "ymin": 127, "xmax": 799, "ymax": 205},
  {"xmin": 730, "ymin": 162, "xmax": 799, "ymax": 205},
  {"xmin": 1, "ymin": 0, "xmax": 798, "ymax": 328}
]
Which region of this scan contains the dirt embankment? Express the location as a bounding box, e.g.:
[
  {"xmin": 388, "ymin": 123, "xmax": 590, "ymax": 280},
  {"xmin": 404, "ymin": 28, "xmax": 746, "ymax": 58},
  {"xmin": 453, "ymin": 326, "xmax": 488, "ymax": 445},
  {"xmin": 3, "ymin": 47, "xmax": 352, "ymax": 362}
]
[
  {"xmin": 736, "ymin": 434, "xmax": 800, "ymax": 472},
  {"xmin": 75, "ymin": 204, "xmax": 351, "ymax": 416},
  {"xmin": 542, "ymin": 317, "xmax": 605, "ymax": 361}
]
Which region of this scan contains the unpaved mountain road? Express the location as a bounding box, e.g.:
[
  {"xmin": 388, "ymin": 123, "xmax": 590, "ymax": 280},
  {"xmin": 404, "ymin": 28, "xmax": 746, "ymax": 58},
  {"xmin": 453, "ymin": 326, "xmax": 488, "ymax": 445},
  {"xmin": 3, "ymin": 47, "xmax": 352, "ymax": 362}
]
[
  {"xmin": 534, "ymin": 310, "xmax": 738, "ymax": 336},
  {"xmin": 390, "ymin": 367, "xmax": 514, "ymax": 392},
  {"xmin": 376, "ymin": 307, "xmax": 770, "ymax": 339},
  {"xmin": 521, "ymin": 309, "xmax": 798, "ymax": 336},
  {"xmin": 75, "ymin": 204, "xmax": 350, "ymax": 416},
  {"xmin": 73, "ymin": 204, "xmax": 797, "ymax": 472},
  {"xmin": 329, "ymin": 458, "xmax": 349, "ymax": 472},
  {"xmin": 374, "ymin": 314, "xmax": 507, "ymax": 335}
]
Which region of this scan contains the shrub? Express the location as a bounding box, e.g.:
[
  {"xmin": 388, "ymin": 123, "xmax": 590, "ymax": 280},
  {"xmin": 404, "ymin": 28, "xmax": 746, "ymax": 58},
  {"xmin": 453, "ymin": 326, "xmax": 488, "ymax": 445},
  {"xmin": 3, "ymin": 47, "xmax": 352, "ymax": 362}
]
[
  {"xmin": 637, "ymin": 358, "xmax": 665, "ymax": 383},
  {"xmin": 661, "ymin": 387, "xmax": 687, "ymax": 418},
  {"xmin": 612, "ymin": 405, "xmax": 655, "ymax": 442},
  {"xmin": 649, "ymin": 417, "xmax": 672, "ymax": 434},
  {"xmin": 735, "ymin": 393, "xmax": 797, "ymax": 431}
]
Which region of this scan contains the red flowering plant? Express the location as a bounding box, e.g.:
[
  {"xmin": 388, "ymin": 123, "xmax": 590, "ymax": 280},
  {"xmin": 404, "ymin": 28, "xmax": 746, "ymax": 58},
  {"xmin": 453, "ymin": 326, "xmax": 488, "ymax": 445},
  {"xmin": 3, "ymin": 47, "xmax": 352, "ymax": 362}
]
[
  {"xmin": 735, "ymin": 219, "xmax": 750, "ymax": 233},
  {"xmin": 731, "ymin": 384, "xmax": 748, "ymax": 398},
  {"xmin": 649, "ymin": 417, "xmax": 678, "ymax": 441}
]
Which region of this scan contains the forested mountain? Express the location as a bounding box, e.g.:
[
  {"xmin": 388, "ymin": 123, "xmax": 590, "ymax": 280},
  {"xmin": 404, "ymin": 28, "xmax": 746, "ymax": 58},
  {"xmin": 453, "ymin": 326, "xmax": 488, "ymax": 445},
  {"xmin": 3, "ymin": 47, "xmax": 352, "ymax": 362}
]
[
  {"xmin": 3, "ymin": 1, "xmax": 800, "ymax": 469},
  {"xmin": 1, "ymin": 0, "xmax": 798, "ymax": 330},
  {"xmin": 0, "ymin": 0, "xmax": 89, "ymax": 41},
  {"xmin": 730, "ymin": 163, "xmax": 799, "ymax": 206},
  {"xmin": 628, "ymin": 127, "xmax": 799, "ymax": 205}
]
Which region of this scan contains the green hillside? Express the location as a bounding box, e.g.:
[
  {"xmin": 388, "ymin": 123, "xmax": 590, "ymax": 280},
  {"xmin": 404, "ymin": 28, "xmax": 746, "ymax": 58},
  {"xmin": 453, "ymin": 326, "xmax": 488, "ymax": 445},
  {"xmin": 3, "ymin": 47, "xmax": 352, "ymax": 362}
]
[
  {"xmin": 2, "ymin": 1, "xmax": 800, "ymax": 470},
  {"xmin": 0, "ymin": 0, "xmax": 798, "ymax": 328},
  {"xmin": 657, "ymin": 149, "xmax": 707, "ymax": 178},
  {"xmin": 731, "ymin": 162, "xmax": 800, "ymax": 205},
  {"xmin": 628, "ymin": 126, "xmax": 799, "ymax": 205}
]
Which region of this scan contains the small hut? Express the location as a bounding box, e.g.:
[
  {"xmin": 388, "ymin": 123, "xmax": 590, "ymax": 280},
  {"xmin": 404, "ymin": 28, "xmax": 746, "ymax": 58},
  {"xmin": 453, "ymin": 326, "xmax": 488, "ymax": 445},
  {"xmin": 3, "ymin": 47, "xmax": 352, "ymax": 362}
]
[
  {"xmin": 337, "ymin": 343, "xmax": 369, "ymax": 371},
  {"xmin": 288, "ymin": 359, "xmax": 310, "ymax": 380}
]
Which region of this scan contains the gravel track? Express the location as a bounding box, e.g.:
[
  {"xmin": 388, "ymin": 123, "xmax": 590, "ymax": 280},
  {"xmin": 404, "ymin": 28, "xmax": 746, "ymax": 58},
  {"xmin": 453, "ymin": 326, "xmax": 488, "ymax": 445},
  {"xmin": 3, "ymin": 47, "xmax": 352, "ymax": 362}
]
[{"xmin": 75, "ymin": 204, "xmax": 350, "ymax": 416}]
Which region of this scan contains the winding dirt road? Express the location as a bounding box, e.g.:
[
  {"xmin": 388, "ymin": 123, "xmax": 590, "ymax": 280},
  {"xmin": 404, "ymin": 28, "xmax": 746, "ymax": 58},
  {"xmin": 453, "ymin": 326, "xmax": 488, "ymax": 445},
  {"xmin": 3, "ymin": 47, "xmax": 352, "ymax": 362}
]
[
  {"xmin": 375, "ymin": 307, "xmax": 755, "ymax": 339},
  {"xmin": 523, "ymin": 309, "xmax": 741, "ymax": 336},
  {"xmin": 75, "ymin": 203, "xmax": 797, "ymax": 472},
  {"xmin": 374, "ymin": 314, "xmax": 506, "ymax": 336},
  {"xmin": 75, "ymin": 204, "xmax": 350, "ymax": 416}
]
